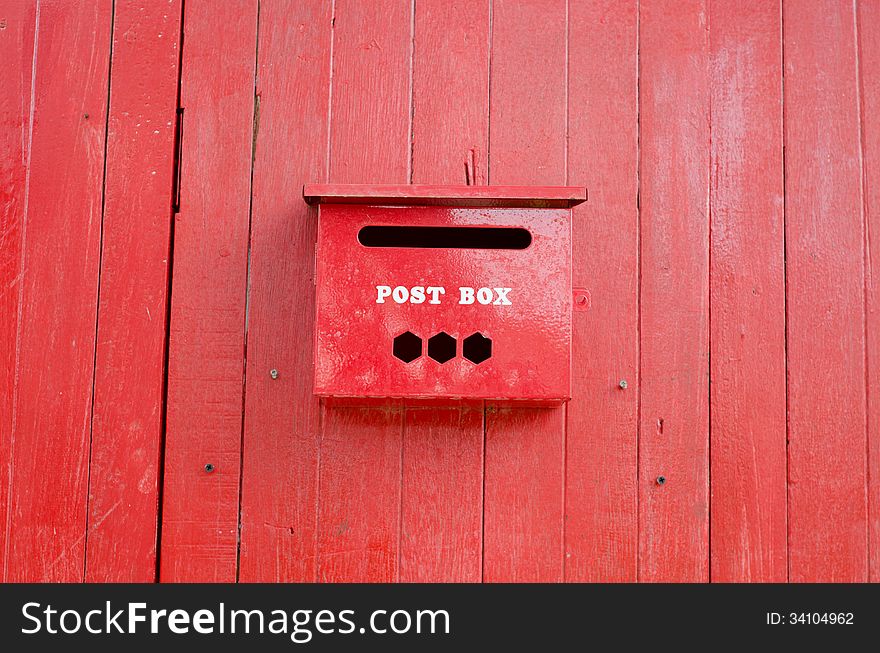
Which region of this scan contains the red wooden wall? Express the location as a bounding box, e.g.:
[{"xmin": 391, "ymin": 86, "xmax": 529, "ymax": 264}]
[{"xmin": 2, "ymin": 0, "xmax": 878, "ymax": 583}]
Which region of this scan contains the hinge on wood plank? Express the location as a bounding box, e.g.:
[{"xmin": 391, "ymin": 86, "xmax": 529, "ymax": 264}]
[{"xmin": 172, "ymin": 107, "xmax": 184, "ymax": 213}]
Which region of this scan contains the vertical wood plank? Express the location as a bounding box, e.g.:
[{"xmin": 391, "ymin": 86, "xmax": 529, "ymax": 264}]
[
  {"xmin": 399, "ymin": 0, "xmax": 489, "ymax": 583},
  {"xmin": 316, "ymin": 0, "xmax": 412, "ymax": 582},
  {"xmin": 708, "ymin": 0, "xmax": 787, "ymax": 582},
  {"xmin": 638, "ymin": 0, "xmax": 710, "ymax": 582},
  {"xmin": 410, "ymin": 0, "xmax": 489, "ymax": 187},
  {"xmin": 85, "ymin": 0, "xmax": 182, "ymax": 583},
  {"xmin": 564, "ymin": 0, "xmax": 639, "ymax": 582},
  {"xmin": 0, "ymin": 0, "xmax": 37, "ymax": 581},
  {"xmin": 784, "ymin": 0, "xmax": 867, "ymax": 583},
  {"xmin": 326, "ymin": 0, "xmax": 411, "ymax": 186},
  {"xmin": 860, "ymin": 0, "xmax": 880, "ymax": 584},
  {"xmin": 484, "ymin": 0, "xmax": 568, "ymax": 582},
  {"xmin": 401, "ymin": 407, "xmax": 484, "ymax": 582},
  {"xmin": 160, "ymin": 0, "xmax": 258, "ymax": 582},
  {"xmin": 238, "ymin": 0, "xmax": 332, "ymax": 582},
  {"xmin": 2, "ymin": 0, "xmax": 112, "ymax": 582},
  {"xmin": 317, "ymin": 408, "xmax": 403, "ymax": 582}
]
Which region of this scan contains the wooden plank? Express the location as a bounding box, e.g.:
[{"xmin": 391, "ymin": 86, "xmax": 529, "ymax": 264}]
[
  {"xmin": 84, "ymin": 0, "xmax": 182, "ymax": 583},
  {"xmin": 326, "ymin": 0, "xmax": 411, "ymax": 185},
  {"xmin": 2, "ymin": 0, "xmax": 113, "ymax": 581},
  {"xmin": 160, "ymin": 0, "xmax": 258, "ymax": 582},
  {"xmin": 784, "ymin": 0, "xmax": 868, "ymax": 582},
  {"xmin": 237, "ymin": 0, "xmax": 332, "ymax": 582},
  {"xmin": 483, "ymin": 0, "xmax": 567, "ymax": 582},
  {"xmin": 316, "ymin": 0, "xmax": 412, "ymax": 582},
  {"xmin": 410, "ymin": 0, "xmax": 489, "ymax": 188},
  {"xmin": 401, "ymin": 407, "xmax": 483, "ymax": 582},
  {"xmin": 564, "ymin": 0, "xmax": 639, "ymax": 582},
  {"xmin": 708, "ymin": 0, "xmax": 787, "ymax": 582},
  {"xmin": 398, "ymin": 0, "xmax": 489, "ymax": 583},
  {"xmin": 638, "ymin": 0, "xmax": 710, "ymax": 582},
  {"xmin": 860, "ymin": 0, "xmax": 880, "ymax": 584},
  {"xmin": 0, "ymin": 0, "xmax": 38, "ymax": 581},
  {"xmin": 484, "ymin": 407, "xmax": 565, "ymax": 581},
  {"xmin": 317, "ymin": 407, "xmax": 404, "ymax": 582}
]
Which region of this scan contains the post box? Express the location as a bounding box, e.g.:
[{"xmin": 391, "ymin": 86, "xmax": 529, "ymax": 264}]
[{"xmin": 303, "ymin": 184, "xmax": 586, "ymax": 404}]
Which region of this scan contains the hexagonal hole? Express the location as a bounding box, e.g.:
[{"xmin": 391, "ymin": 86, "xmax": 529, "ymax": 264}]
[
  {"xmin": 463, "ymin": 332, "xmax": 492, "ymax": 364},
  {"xmin": 393, "ymin": 331, "xmax": 422, "ymax": 363},
  {"xmin": 427, "ymin": 332, "xmax": 456, "ymax": 364}
]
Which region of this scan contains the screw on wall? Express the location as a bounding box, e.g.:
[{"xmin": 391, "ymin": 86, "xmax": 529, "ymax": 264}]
[
  {"xmin": 204, "ymin": 463, "xmax": 215, "ymax": 473},
  {"xmin": 573, "ymin": 288, "xmax": 591, "ymax": 312},
  {"xmin": 270, "ymin": 369, "xmax": 279, "ymax": 379},
  {"xmin": 656, "ymin": 475, "xmax": 666, "ymax": 486},
  {"xmin": 618, "ymin": 379, "xmax": 628, "ymax": 389}
]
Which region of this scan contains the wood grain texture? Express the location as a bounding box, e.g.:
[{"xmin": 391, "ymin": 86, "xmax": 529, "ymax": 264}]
[
  {"xmin": 85, "ymin": 0, "xmax": 182, "ymax": 583},
  {"xmin": 316, "ymin": 0, "xmax": 412, "ymax": 582},
  {"xmin": 638, "ymin": 0, "xmax": 710, "ymax": 582},
  {"xmin": 708, "ymin": 0, "xmax": 787, "ymax": 582},
  {"xmin": 860, "ymin": 0, "xmax": 880, "ymax": 584},
  {"xmin": 326, "ymin": 0, "xmax": 411, "ymax": 186},
  {"xmin": 564, "ymin": 0, "xmax": 639, "ymax": 582},
  {"xmin": 160, "ymin": 0, "xmax": 258, "ymax": 582},
  {"xmin": 401, "ymin": 407, "xmax": 484, "ymax": 582},
  {"xmin": 784, "ymin": 0, "xmax": 868, "ymax": 583},
  {"xmin": 483, "ymin": 0, "xmax": 567, "ymax": 584},
  {"xmin": 411, "ymin": 0, "xmax": 489, "ymax": 187},
  {"xmin": 2, "ymin": 0, "xmax": 112, "ymax": 582},
  {"xmin": 237, "ymin": 0, "xmax": 332, "ymax": 582},
  {"xmin": 399, "ymin": 0, "xmax": 489, "ymax": 583},
  {"xmin": 317, "ymin": 407, "xmax": 403, "ymax": 582},
  {"xmin": 0, "ymin": 0, "xmax": 37, "ymax": 582}
]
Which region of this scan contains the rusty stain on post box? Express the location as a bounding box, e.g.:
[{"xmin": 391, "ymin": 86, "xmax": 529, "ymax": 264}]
[{"xmin": 304, "ymin": 184, "xmax": 586, "ymax": 404}]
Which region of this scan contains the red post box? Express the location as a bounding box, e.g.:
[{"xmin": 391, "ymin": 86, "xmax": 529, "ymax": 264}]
[{"xmin": 303, "ymin": 184, "xmax": 586, "ymax": 404}]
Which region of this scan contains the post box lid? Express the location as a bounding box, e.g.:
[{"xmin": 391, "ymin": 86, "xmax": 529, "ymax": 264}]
[{"xmin": 303, "ymin": 184, "xmax": 587, "ymax": 208}]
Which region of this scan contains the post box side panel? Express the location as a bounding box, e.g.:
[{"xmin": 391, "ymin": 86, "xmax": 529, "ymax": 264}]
[{"xmin": 314, "ymin": 205, "xmax": 571, "ymax": 400}]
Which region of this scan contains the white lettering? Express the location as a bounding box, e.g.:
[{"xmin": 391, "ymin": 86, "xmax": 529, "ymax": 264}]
[
  {"xmin": 85, "ymin": 610, "xmax": 103, "ymax": 634},
  {"xmin": 371, "ymin": 610, "xmax": 388, "ymax": 634},
  {"xmin": 151, "ymin": 609, "xmax": 167, "ymax": 633},
  {"xmin": 192, "ymin": 609, "xmax": 215, "ymax": 634},
  {"xmin": 376, "ymin": 284, "xmax": 511, "ymax": 305},
  {"xmin": 44, "ymin": 606, "xmax": 58, "ymax": 634},
  {"xmin": 376, "ymin": 285, "xmax": 392, "ymax": 303},
  {"xmin": 167, "ymin": 609, "xmax": 190, "ymax": 634},
  {"xmin": 129, "ymin": 602, "xmax": 147, "ymax": 633},
  {"xmin": 392, "ymin": 286, "xmax": 409, "ymax": 303},
  {"xmin": 59, "ymin": 610, "xmax": 81, "ymax": 634},
  {"xmin": 291, "ymin": 610, "xmax": 314, "ymax": 644},
  {"xmin": 426, "ymin": 287, "xmax": 445, "ymax": 304},
  {"xmin": 21, "ymin": 603, "xmax": 41, "ymax": 634},
  {"xmin": 390, "ymin": 610, "xmax": 412, "ymax": 634},
  {"xmin": 493, "ymin": 287, "xmax": 512, "ymax": 305},
  {"xmin": 268, "ymin": 610, "xmax": 288, "ymax": 634},
  {"xmin": 106, "ymin": 602, "xmax": 125, "ymax": 633}
]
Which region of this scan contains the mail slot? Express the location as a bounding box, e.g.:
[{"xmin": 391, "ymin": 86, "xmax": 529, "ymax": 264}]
[{"xmin": 303, "ymin": 184, "xmax": 587, "ymax": 403}]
